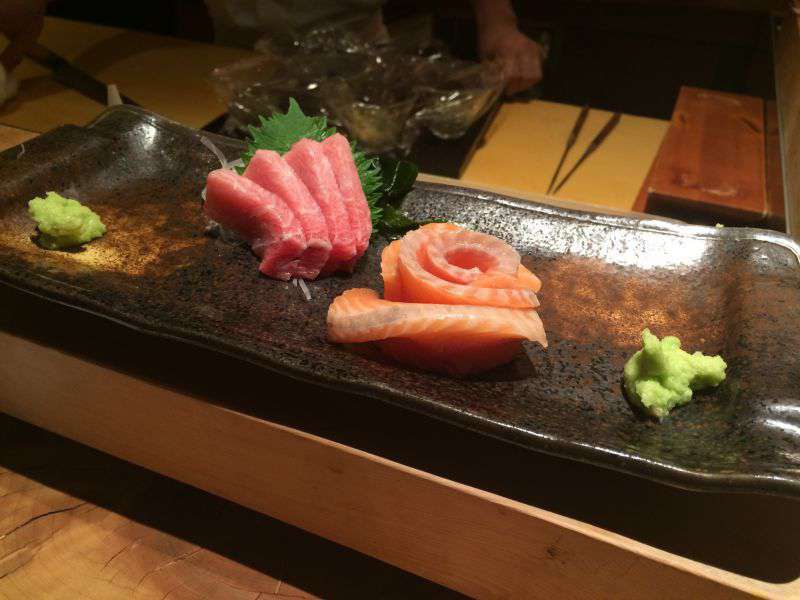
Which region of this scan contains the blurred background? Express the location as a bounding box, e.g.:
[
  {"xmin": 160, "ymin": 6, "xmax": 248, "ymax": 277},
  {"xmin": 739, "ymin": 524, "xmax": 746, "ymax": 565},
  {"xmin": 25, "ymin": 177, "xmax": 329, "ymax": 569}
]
[
  {"xmin": 44, "ymin": 0, "xmax": 777, "ymax": 118},
  {"xmin": 1, "ymin": 0, "xmax": 798, "ymax": 234}
]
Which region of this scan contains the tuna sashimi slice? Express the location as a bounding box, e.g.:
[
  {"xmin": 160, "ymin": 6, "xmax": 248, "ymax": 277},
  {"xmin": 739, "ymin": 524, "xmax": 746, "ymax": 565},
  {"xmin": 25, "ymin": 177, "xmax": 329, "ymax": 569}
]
[
  {"xmin": 244, "ymin": 149, "xmax": 331, "ymax": 279},
  {"xmin": 327, "ymin": 288, "xmax": 547, "ymax": 376},
  {"xmin": 321, "ymin": 133, "xmax": 372, "ymax": 258},
  {"xmin": 284, "ymin": 138, "xmax": 357, "ymax": 273},
  {"xmin": 204, "ymin": 169, "xmax": 307, "ymax": 281},
  {"xmin": 382, "ymin": 223, "xmax": 540, "ymax": 308}
]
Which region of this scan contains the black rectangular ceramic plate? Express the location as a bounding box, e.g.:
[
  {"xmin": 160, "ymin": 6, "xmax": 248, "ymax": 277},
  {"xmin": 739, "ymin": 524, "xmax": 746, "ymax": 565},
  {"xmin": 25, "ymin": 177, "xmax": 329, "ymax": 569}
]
[{"xmin": 2, "ymin": 106, "xmax": 800, "ymax": 497}]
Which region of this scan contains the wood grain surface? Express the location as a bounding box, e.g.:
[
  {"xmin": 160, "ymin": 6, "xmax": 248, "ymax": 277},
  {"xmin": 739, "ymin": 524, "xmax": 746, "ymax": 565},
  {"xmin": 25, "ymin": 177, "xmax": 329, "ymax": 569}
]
[
  {"xmin": 460, "ymin": 100, "xmax": 669, "ymax": 212},
  {"xmin": 0, "ymin": 414, "xmax": 464, "ymax": 600},
  {"xmin": 0, "ymin": 126, "xmax": 37, "ymax": 150},
  {"xmin": 775, "ymin": 11, "xmax": 800, "ymax": 237},
  {"xmin": 635, "ymin": 86, "xmax": 767, "ymax": 223},
  {"xmin": 0, "ymin": 17, "xmax": 247, "ymax": 132}
]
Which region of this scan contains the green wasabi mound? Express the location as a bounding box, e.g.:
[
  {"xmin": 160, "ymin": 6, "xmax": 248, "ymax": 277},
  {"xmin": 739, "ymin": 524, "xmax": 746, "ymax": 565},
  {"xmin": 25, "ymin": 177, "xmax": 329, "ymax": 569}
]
[
  {"xmin": 623, "ymin": 328, "xmax": 727, "ymax": 420},
  {"xmin": 28, "ymin": 191, "xmax": 106, "ymax": 250}
]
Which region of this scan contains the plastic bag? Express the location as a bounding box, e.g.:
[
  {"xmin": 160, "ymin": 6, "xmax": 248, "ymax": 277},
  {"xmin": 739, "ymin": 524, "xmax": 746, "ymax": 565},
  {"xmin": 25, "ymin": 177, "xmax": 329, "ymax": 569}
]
[{"xmin": 209, "ymin": 17, "xmax": 506, "ymax": 154}]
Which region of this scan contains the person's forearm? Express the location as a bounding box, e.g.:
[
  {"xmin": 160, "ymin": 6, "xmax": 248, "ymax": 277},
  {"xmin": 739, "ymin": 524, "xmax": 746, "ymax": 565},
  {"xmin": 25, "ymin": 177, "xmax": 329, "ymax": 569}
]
[
  {"xmin": 471, "ymin": 0, "xmax": 518, "ymax": 31},
  {"xmin": 469, "ymin": 0, "xmax": 543, "ymax": 95}
]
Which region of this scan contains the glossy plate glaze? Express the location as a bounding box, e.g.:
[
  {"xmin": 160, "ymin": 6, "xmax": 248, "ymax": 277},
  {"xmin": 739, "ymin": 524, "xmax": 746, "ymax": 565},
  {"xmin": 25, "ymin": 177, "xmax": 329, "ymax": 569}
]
[{"xmin": 1, "ymin": 107, "xmax": 799, "ymax": 497}]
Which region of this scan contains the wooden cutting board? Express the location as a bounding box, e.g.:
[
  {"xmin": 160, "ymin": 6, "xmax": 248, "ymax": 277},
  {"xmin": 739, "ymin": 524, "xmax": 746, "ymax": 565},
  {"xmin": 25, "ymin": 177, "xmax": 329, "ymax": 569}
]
[{"xmin": 634, "ymin": 86, "xmax": 776, "ymax": 224}]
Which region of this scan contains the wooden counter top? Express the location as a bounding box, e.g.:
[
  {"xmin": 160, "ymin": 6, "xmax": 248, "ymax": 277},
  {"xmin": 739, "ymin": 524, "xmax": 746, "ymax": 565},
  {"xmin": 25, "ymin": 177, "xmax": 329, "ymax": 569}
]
[
  {"xmin": 0, "ymin": 125, "xmax": 36, "ymax": 150},
  {"xmin": 0, "ymin": 17, "xmax": 249, "ymax": 131},
  {"xmin": 462, "ymin": 101, "xmax": 669, "ymax": 212}
]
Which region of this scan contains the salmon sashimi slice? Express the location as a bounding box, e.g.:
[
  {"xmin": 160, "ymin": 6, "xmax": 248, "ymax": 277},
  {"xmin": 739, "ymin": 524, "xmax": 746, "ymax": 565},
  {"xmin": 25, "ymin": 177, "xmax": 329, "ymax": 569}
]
[
  {"xmin": 321, "ymin": 134, "xmax": 372, "ymax": 259},
  {"xmin": 244, "ymin": 149, "xmax": 331, "ymax": 278},
  {"xmin": 284, "ymin": 138, "xmax": 357, "ymax": 273},
  {"xmin": 423, "ymin": 225, "xmax": 519, "ymax": 284},
  {"xmin": 515, "ymin": 264, "xmax": 543, "ymax": 293},
  {"xmin": 386, "ymin": 223, "xmax": 540, "ymax": 308},
  {"xmin": 471, "ymin": 265, "xmax": 542, "ymax": 292},
  {"xmin": 381, "ymin": 230, "xmax": 541, "ymax": 301},
  {"xmin": 327, "ymin": 288, "xmax": 547, "ymax": 376},
  {"xmin": 204, "ymin": 169, "xmax": 307, "ymax": 281},
  {"xmin": 328, "ymin": 288, "xmax": 547, "ymax": 344},
  {"xmin": 378, "ymin": 337, "xmax": 524, "ymax": 377},
  {"xmin": 380, "ymin": 239, "xmax": 403, "ymax": 300}
]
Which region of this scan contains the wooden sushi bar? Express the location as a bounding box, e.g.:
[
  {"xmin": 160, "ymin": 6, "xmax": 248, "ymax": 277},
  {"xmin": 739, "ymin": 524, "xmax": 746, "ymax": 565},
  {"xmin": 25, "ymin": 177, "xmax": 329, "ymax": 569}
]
[{"xmin": 2, "ymin": 6, "xmax": 799, "ymax": 600}]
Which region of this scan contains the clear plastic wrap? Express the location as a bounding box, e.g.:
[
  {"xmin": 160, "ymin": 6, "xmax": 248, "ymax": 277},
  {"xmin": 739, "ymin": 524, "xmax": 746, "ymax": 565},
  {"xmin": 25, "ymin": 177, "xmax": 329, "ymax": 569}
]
[{"xmin": 210, "ymin": 19, "xmax": 507, "ymax": 154}]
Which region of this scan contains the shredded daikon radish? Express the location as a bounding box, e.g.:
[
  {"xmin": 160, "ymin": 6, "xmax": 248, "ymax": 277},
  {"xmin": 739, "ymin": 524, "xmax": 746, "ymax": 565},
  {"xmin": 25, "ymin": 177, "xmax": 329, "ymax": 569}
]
[
  {"xmin": 107, "ymin": 84, "xmax": 122, "ymax": 106},
  {"xmin": 298, "ymin": 278, "xmax": 312, "ymax": 301},
  {"xmin": 200, "ymin": 136, "xmax": 242, "ymax": 171},
  {"xmin": 200, "ymin": 136, "xmax": 229, "ymax": 169}
]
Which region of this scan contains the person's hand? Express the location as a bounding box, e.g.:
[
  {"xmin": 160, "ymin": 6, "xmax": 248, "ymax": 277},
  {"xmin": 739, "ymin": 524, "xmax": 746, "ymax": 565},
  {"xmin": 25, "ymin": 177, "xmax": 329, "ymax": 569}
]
[
  {"xmin": 478, "ymin": 23, "xmax": 543, "ymax": 96},
  {"xmin": 0, "ymin": 0, "xmax": 46, "ymax": 73}
]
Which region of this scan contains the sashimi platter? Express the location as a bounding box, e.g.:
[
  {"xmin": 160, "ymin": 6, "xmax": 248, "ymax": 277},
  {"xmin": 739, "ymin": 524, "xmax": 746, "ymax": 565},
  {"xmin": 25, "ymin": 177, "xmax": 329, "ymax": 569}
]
[
  {"xmin": 1, "ymin": 102, "xmax": 800, "ymax": 496},
  {"xmin": 202, "ymin": 104, "xmax": 548, "ymax": 377}
]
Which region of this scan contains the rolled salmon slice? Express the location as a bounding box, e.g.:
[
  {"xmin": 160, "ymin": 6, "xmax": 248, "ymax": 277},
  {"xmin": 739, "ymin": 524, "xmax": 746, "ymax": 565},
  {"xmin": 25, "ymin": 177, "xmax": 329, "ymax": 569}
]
[
  {"xmin": 327, "ymin": 288, "xmax": 547, "ymax": 376},
  {"xmin": 381, "ymin": 239, "xmax": 403, "ymax": 300},
  {"xmin": 514, "ymin": 264, "xmax": 542, "ymax": 293},
  {"xmin": 384, "ymin": 223, "xmax": 540, "ymax": 308}
]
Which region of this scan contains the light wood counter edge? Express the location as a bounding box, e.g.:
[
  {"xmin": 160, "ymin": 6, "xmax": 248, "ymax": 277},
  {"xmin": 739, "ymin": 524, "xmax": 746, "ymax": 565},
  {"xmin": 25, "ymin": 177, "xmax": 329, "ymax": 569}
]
[{"xmin": 0, "ymin": 328, "xmax": 795, "ymax": 599}]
